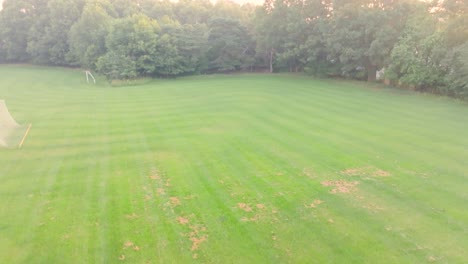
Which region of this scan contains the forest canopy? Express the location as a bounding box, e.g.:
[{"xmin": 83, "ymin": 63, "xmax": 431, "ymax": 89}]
[{"xmin": 0, "ymin": 0, "xmax": 467, "ymax": 99}]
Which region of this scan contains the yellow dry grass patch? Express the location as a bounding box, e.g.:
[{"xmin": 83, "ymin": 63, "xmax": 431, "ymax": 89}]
[
  {"xmin": 341, "ymin": 166, "xmax": 391, "ymax": 177},
  {"xmin": 321, "ymin": 180, "xmax": 360, "ymax": 194}
]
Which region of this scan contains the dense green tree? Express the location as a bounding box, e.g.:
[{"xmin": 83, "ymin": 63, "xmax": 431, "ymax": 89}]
[
  {"xmin": 327, "ymin": 0, "xmax": 406, "ymax": 81},
  {"xmin": 436, "ymin": 0, "xmax": 468, "ymax": 98},
  {"xmin": 386, "ymin": 10, "xmax": 447, "ymax": 91},
  {"xmin": 27, "ymin": 0, "xmax": 84, "ymax": 65},
  {"xmin": 68, "ymin": 1, "xmax": 112, "ymax": 69},
  {"xmin": 207, "ymin": 18, "xmax": 255, "ymax": 72},
  {"xmin": 174, "ymin": 0, "xmax": 212, "ymax": 24},
  {"xmin": 444, "ymin": 42, "xmax": 468, "ymax": 99},
  {"xmin": 96, "ymin": 14, "xmax": 160, "ymax": 79},
  {"xmin": 109, "ymin": 0, "xmax": 139, "ymax": 17},
  {"xmin": 301, "ymin": 0, "xmax": 333, "ymax": 76},
  {"xmin": 0, "ymin": 0, "xmax": 36, "ymax": 62},
  {"xmin": 254, "ymin": 0, "xmax": 285, "ymax": 72},
  {"xmin": 161, "ymin": 22, "xmax": 209, "ymax": 75},
  {"xmin": 139, "ymin": 0, "xmax": 174, "ymax": 20}
]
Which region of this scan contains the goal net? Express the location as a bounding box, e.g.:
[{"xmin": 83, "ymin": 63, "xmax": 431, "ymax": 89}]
[{"xmin": 0, "ymin": 100, "xmax": 30, "ymax": 148}]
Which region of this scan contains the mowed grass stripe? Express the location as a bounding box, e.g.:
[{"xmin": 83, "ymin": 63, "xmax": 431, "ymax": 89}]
[{"xmin": 1, "ymin": 66, "xmax": 467, "ymax": 263}]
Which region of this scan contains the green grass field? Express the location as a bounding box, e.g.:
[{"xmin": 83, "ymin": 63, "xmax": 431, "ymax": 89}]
[{"xmin": 0, "ymin": 65, "xmax": 467, "ymax": 263}]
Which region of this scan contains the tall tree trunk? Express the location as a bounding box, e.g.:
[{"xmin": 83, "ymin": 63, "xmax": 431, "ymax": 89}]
[
  {"xmin": 367, "ymin": 64, "xmax": 377, "ymax": 82},
  {"xmin": 269, "ymin": 49, "xmax": 274, "ymax": 73}
]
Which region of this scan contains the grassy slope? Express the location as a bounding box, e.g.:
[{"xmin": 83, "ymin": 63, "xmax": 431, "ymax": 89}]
[{"xmin": 0, "ymin": 66, "xmax": 467, "ymax": 263}]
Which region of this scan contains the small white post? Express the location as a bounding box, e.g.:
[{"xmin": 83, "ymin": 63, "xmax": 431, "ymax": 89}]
[{"xmin": 85, "ymin": 70, "xmax": 96, "ymax": 84}]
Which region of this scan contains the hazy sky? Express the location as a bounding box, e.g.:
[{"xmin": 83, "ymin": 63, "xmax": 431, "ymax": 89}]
[{"xmin": 221, "ymin": 0, "xmax": 263, "ymax": 4}]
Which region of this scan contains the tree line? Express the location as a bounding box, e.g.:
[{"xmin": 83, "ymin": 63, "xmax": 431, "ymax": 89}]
[{"xmin": 0, "ymin": 0, "xmax": 467, "ymax": 99}]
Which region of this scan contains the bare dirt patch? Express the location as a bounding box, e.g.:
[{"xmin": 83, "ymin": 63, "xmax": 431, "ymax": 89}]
[
  {"xmin": 321, "ymin": 180, "xmax": 359, "ymax": 193},
  {"xmin": 121, "ymin": 241, "xmax": 141, "ymax": 253},
  {"xmin": 341, "ymin": 166, "xmax": 391, "ymax": 177},
  {"xmin": 164, "ymin": 179, "xmax": 172, "ymax": 187},
  {"xmin": 237, "ymin": 203, "xmax": 253, "ymax": 212},
  {"xmin": 156, "ymin": 188, "xmax": 165, "ymax": 196},
  {"xmin": 145, "ymin": 168, "xmax": 207, "ymax": 256},
  {"xmin": 123, "ymin": 241, "xmax": 134, "ymax": 249},
  {"xmin": 169, "ymin": 197, "xmax": 181, "ymax": 207},
  {"xmin": 373, "ymin": 169, "xmax": 390, "ymax": 177},
  {"xmin": 190, "ymin": 235, "xmax": 208, "ymax": 251},
  {"xmin": 182, "ymin": 224, "xmax": 208, "ymax": 253},
  {"xmin": 177, "ymin": 216, "xmax": 190, "ymax": 225},
  {"xmin": 149, "ymin": 168, "xmax": 161, "ymax": 180},
  {"xmin": 237, "ymin": 202, "xmax": 279, "ymax": 223},
  {"xmin": 144, "ymin": 194, "xmax": 152, "ymax": 201},
  {"xmin": 149, "ymin": 175, "xmax": 160, "ymax": 180}
]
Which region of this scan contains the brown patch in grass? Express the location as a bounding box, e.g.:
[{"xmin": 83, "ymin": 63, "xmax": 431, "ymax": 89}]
[
  {"xmin": 169, "ymin": 197, "xmax": 181, "ymax": 207},
  {"xmin": 122, "ymin": 241, "xmax": 140, "ymax": 252},
  {"xmin": 144, "ymin": 194, "xmax": 152, "ymax": 201},
  {"xmin": 341, "ymin": 166, "xmax": 391, "ymax": 177},
  {"xmin": 156, "ymin": 188, "xmax": 165, "ymax": 196},
  {"xmin": 305, "ymin": 199, "xmax": 323, "ymax": 208},
  {"xmin": 190, "ymin": 235, "xmax": 208, "ymax": 251},
  {"xmin": 164, "ymin": 179, "xmax": 171, "ymax": 187},
  {"xmin": 373, "ymin": 169, "xmax": 390, "ymax": 177},
  {"xmin": 240, "ymin": 217, "xmax": 249, "ymax": 222},
  {"xmin": 118, "ymin": 255, "xmax": 125, "ymax": 261},
  {"xmin": 123, "ymin": 241, "xmax": 134, "ymax": 249},
  {"xmin": 237, "ymin": 203, "xmax": 253, "ymax": 212},
  {"xmin": 341, "ymin": 168, "xmax": 364, "ymax": 176},
  {"xmin": 149, "ymin": 168, "xmax": 161, "ymax": 180},
  {"xmin": 238, "ymin": 202, "xmax": 279, "ymax": 223},
  {"xmin": 182, "ymin": 224, "xmax": 208, "ymax": 252},
  {"xmin": 321, "ymin": 180, "xmax": 359, "ymax": 193},
  {"xmin": 149, "ymin": 175, "xmax": 160, "ymax": 180},
  {"xmin": 177, "ymin": 216, "xmax": 190, "ymax": 225},
  {"xmin": 241, "ymin": 215, "xmax": 261, "ymax": 222}
]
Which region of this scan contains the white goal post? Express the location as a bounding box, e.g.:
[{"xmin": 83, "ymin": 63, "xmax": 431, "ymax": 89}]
[{"xmin": 85, "ymin": 70, "xmax": 96, "ymax": 84}]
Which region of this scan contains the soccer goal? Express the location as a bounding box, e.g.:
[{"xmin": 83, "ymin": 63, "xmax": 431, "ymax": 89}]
[
  {"xmin": 0, "ymin": 100, "xmax": 31, "ymax": 148},
  {"xmin": 85, "ymin": 70, "xmax": 96, "ymax": 84}
]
